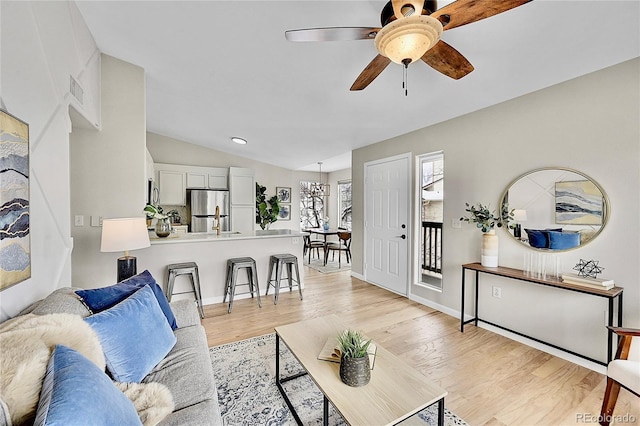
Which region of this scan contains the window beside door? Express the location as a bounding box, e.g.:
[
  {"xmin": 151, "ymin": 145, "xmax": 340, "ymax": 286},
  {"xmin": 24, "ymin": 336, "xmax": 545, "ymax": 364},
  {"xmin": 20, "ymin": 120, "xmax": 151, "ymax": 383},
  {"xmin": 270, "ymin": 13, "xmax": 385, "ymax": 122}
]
[{"xmin": 418, "ymin": 153, "xmax": 444, "ymax": 290}]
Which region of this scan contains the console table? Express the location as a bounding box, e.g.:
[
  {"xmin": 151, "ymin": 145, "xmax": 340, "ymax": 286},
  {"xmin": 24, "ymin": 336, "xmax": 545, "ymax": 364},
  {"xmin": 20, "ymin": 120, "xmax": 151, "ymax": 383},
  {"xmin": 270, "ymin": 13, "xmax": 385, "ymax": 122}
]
[{"xmin": 460, "ymin": 262, "xmax": 623, "ymax": 365}]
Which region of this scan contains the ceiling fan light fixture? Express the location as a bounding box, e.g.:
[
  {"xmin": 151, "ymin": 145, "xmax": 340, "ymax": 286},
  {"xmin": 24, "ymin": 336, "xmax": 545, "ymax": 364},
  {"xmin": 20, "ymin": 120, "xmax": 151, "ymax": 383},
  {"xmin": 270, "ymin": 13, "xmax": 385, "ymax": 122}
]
[
  {"xmin": 231, "ymin": 137, "xmax": 247, "ymax": 145},
  {"xmin": 374, "ymin": 15, "xmax": 442, "ymax": 65}
]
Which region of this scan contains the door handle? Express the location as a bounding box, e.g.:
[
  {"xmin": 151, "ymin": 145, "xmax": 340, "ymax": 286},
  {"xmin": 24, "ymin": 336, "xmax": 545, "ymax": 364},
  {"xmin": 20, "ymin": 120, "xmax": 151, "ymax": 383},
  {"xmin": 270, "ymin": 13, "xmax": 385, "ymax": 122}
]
[{"xmin": 396, "ymin": 234, "xmax": 406, "ymax": 239}]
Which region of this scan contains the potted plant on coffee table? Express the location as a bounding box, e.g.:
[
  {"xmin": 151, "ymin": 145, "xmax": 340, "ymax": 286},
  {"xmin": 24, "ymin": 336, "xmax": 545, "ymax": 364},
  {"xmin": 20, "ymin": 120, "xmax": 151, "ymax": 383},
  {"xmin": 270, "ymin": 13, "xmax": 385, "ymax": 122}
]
[{"xmin": 336, "ymin": 329, "xmax": 372, "ymax": 387}]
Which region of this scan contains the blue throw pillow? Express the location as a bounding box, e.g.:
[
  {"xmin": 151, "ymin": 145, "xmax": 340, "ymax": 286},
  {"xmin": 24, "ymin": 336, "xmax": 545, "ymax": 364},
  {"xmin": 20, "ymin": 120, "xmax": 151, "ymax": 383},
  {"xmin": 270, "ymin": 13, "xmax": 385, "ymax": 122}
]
[
  {"xmin": 547, "ymin": 231, "xmax": 581, "ymax": 249},
  {"xmin": 34, "ymin": 345, "xmax": 142, "ymax": 426},
  {"xmin": 524, "ymin": 229, "xmax": 549, "ymax": 248},
  {"xmin": 85, "ymin": 285, "xmax": 177, "ymax": 383},
  {"xmin": 76, "ymin": 270, "xmax": 177, "ymax": 330}
]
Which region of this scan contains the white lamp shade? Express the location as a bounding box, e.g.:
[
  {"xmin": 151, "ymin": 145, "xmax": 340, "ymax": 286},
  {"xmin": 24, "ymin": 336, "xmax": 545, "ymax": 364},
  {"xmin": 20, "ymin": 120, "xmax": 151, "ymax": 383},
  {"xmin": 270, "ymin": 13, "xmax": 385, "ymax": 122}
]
[
  {"xmin": 513, "ymin": 209, "xmax": 528, "ymax": 221},
  {"xmin": 101, "ymin": 217, "xmax": 151, "ymax": 253}
]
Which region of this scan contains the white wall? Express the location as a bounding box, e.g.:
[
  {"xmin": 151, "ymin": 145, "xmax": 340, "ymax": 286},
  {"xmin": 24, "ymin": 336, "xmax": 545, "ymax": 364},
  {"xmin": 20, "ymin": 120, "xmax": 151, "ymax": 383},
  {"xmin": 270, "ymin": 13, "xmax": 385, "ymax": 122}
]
[
  {"xmin": 69, "ymin": 54, "xmax": 147, "ymax": 288},
  {"xmin": 352, "ymin": 58, "xmax": 640, "ymax": 363},
  {"xmin": 0, "ymin": 1, "xmax": 101, "ymax": 320}
]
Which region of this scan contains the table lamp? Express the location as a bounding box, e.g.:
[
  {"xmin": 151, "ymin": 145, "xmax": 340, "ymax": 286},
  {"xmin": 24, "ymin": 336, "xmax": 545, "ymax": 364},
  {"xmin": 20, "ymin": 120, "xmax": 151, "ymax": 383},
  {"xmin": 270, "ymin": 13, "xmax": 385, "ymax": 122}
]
[
  {"xmin": 101, "ymin": 217, "xmax": 151, "ymax": 282},
  {"xmin": 512, "ymin": 209, "xmax": 528, "ymax": 239}
]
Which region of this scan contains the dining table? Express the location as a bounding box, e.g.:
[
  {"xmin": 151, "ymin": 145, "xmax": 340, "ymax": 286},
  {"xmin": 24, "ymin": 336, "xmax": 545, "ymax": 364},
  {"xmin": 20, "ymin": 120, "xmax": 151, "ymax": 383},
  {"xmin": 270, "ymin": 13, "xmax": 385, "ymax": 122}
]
[{"xmin": 305, "ymin": 228, "xmax": 351, "ymax": 265}]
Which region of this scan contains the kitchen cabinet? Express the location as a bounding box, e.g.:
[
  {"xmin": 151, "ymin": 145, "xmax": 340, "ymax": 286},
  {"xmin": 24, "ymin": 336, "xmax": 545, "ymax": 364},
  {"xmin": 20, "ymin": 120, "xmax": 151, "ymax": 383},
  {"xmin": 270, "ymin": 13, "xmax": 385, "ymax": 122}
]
[
  {"xmin": 186, "ymin": 168, "xmax": 227, "ymax": 189},
  {"xmin": 229, "ymin": 167, "xmax": 255, "ymax": 232},
  {"xmin": 158, "ymin": 170, "xmax": 186, "ymax": 206}
]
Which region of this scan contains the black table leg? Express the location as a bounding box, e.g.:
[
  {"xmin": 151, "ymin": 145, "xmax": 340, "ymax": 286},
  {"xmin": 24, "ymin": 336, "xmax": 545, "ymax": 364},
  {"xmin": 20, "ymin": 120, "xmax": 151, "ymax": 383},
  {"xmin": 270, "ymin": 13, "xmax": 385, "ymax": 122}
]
[
  {"xmin": 474, "ymin": 270, "xmax": 479, "ymax": 327},
  {"xmin": 461, "ymin": 267, "xmax": 466, "ymax": 332},
  {"xmin": 438, "ymin": 398, "xmax": 445, "ymax": 426},
  {"xmin": 323, "ymin": 396, "xmax": 329, "ymax": 426}
]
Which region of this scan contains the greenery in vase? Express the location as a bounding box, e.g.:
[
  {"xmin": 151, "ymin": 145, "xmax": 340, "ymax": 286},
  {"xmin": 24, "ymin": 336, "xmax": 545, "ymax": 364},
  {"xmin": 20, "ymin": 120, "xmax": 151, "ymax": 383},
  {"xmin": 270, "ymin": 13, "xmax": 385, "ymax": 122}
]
[
  {"xmin": 460, "ymin": 202, "xmax": 514, "ymax": 233},
  {"xmin": 144, "ymin": 204, "xmax": 167, "ymax": 219},
  {"xmin": 255, "ymin": 183, "xmax": 280, "ymax": 230},
  {"xmin": 336, "ymin": 329, "xmax": 372, "ymax": 359}
]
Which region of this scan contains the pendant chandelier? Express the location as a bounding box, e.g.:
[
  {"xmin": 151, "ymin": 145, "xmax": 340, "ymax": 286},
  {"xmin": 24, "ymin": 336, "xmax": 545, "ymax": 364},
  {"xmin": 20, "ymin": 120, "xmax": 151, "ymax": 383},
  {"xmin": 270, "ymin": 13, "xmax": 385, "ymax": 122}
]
[{"xmin": 310, "ymin": 162, "xmax": 330, "ymax": 197}]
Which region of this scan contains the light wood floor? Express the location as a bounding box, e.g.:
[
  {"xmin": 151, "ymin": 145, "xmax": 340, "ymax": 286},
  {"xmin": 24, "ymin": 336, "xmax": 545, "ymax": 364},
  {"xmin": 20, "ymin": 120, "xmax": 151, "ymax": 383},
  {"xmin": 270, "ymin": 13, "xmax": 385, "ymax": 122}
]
[{"xmin": 201, "ymin": 267, "xmax": 639, "ymax": 426}]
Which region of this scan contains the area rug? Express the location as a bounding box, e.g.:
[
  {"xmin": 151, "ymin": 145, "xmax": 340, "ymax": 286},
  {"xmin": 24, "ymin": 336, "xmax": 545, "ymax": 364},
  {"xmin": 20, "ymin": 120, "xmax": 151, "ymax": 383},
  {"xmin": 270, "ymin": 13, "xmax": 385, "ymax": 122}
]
[
  {"xmin": 210, "ymin": 333, "xmax": 467, "ymax": 426},
  {"xmin": 304, "ymin": 258, "xmax": 351, "ymax": 274}
]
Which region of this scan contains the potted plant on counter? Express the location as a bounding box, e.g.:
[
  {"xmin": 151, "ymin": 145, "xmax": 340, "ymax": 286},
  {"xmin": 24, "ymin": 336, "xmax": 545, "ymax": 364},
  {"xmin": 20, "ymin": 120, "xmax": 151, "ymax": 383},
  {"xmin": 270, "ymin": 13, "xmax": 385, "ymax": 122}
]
[
  {"xmin": 143, "ymin": 204, "xmax": 171, "ymax": 237},
  {"xmin": 255, "ymin": 183, "xmax": 280, "ymax": 230},
  {"xmin": 336, "ymin": 329, "xmax": 372, "ymax": 387}
]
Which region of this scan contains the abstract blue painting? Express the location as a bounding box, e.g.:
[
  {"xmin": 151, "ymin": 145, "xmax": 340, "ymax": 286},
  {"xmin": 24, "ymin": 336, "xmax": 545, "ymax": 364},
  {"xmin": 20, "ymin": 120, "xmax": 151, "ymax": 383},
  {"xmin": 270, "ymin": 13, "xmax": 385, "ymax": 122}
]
[
  {"xmin": 555, "ymin": 180, "xmax": 603, "ymax": 225},
  {"xmin": 0, "ymin": 110, "xmax": 30, "ymax": 290}
]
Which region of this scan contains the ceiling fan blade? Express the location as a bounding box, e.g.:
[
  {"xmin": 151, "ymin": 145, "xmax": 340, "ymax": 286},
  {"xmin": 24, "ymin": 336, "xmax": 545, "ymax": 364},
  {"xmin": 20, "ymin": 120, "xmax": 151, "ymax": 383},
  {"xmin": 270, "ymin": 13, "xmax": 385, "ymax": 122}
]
[
  {"xmin": 350, "ymin": 55, "xmax": 392, "ymax": 91},
  {"xmin": 431, "ymin": 0, "xmax": 532, "ymax": 31},
  {"xmin": 421, "ymin": 40, "xmax": 474, "ymax": 80},
  {"xmin": 285, "ymin": 27, "xmax": 380, "ymax": 42}
]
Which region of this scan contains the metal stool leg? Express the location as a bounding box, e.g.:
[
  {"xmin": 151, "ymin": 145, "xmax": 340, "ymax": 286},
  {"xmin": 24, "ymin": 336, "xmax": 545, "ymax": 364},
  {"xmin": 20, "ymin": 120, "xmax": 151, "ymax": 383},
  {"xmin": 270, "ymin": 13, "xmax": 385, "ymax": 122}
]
[
  {"xmin": 293, "ymin": 260, "xmax": 303, "ymax": 300},
  {"xmin": 265, "ymin": 257, "xmax": 274, "ymax": 296},
  {"xmin": 251, "ymin": 263, "xmax": 262, "ymax": 308},
  {"xmin": 274, "ymin": 260, "xmax": 283, "ymax": 304},
  {"xmin": 228, "ymin": 266, "xmax": 239, "ymax": 313},
  {"xmin": 286, "ymin": 262, "xmax": 293, "ymax": 291},
  {"xmin": 191, "ymin": 268, "xmax": 204, "ymax": 319},
  {"xmin": 166, "ymin": 271, "xmax": 176, "ymax": 302},
  {"xmin": 223, "ymin": 262, "xmax": 231, "ymax": 304}
]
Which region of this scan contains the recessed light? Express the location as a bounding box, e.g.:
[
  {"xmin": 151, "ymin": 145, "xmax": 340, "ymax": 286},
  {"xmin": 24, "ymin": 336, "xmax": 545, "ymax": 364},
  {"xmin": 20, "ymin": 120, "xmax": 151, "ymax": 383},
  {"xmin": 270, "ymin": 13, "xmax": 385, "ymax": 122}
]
[{"xmin": 231, "ymin": 137, "xmax": 247, "ymax": 145}]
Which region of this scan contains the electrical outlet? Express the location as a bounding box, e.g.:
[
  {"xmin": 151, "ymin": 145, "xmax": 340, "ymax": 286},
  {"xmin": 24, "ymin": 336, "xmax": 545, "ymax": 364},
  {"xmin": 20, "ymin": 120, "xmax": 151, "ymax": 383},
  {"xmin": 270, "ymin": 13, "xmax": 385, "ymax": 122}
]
[
  {"xmin": 292, "ymin": 237, "xmax": 300, "ymax": 245},
  {"xmin": 492, "ymin": 286, "xmax": 502, "ymax": 298},
  {"xmin": 74, "ymin": 215, "xmax": 84, "ymax": 226},
  {"xmin": 90, "ymin": 215, "xmax": 102, "ymax": 227},
  {"xmin": 452, "ymin": 219, "xmax": 462, "ymax": 229}
]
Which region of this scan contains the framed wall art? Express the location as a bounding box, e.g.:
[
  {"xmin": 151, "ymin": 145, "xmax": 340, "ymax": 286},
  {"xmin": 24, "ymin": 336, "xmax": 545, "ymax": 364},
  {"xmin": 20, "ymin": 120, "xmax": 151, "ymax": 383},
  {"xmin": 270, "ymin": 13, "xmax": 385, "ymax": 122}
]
[
  {"xmin": 277, "ymin": 187, "xmax": 291, "ymax": 203},
  {"xmin": 0, "ymin": 110, "xmax": 31, "ymax": 290},
  {"xmin": 278, "ymin": 204, "xmax": 291, "ymax": 221},
  {"xmin": 555, "ymin": 180, "xmax": 603, "ymax": 225}
]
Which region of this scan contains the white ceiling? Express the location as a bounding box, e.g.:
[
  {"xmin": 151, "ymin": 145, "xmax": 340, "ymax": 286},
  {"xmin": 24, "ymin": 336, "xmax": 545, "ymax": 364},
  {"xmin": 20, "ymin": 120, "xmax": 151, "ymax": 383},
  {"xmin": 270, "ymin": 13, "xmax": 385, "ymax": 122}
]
[{"xmin": 75, "ymin": 1, "xmax": 639, "ymax": 172}]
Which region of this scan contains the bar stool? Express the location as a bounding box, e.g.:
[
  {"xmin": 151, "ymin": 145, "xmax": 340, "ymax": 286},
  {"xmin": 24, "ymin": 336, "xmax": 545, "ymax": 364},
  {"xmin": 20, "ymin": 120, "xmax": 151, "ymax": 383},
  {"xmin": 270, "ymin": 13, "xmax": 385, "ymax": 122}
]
[
  {"xmin": 166, "ymin": 262, "xmax": 204, "ymax": 319},
  {"xmin": 223, "ymin": 257, "xmax": 262, "ymax": 313},
  {"xmin": 265, "ymin": 254, "xmax": 303, "ymax": 304}
]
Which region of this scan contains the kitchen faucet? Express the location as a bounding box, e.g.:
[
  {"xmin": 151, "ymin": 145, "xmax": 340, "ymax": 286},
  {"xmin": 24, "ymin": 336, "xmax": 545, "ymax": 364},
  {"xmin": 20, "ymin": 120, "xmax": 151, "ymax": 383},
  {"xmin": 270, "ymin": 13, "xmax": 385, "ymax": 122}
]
[{"xmin": 213, "ymin": 205, "xmax": 221, "ymax": 235}]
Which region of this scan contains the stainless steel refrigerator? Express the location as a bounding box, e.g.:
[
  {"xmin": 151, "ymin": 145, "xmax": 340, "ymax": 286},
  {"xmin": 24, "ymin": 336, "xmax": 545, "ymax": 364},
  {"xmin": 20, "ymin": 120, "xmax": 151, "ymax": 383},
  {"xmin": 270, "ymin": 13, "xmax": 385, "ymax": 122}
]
[{"xmin": 188, "ymin": 189, "xmax": 230, "ymax": 233}]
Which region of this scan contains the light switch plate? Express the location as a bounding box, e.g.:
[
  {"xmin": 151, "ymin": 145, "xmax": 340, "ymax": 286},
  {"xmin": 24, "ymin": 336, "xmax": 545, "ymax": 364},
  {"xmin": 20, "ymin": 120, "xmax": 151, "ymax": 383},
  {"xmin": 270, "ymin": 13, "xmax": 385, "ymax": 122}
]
[
  {"xmin": 74, "ymin": 215, "xmax": 84, "ymax": 226},
  {"xmin": 452, "ymin": 219, "xmax": 462, "ymax": 229}
]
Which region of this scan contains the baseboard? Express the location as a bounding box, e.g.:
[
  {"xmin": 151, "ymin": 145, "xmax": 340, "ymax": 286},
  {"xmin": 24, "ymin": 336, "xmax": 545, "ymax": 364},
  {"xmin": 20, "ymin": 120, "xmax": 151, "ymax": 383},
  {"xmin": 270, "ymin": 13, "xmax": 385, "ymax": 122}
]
[
  {"xmin": 408, "ymin": 294, "xmax": 606, "ymax": 374},
  {"xmin": 351, "ymin": 271, "xmax": 365, "ymax": 281}
]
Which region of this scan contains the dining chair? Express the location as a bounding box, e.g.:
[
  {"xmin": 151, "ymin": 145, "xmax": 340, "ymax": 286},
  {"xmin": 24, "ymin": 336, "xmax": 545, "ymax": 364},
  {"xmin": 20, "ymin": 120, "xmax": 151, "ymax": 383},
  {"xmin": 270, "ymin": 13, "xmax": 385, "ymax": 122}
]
[
  {"xmin": 303, "ymin": 232, "xmax": 324, "ymax": 264},
  {"xmin": 324, "ymin": 231, "xmax": 351, "ymax": 267},
  {"xmin": 599, "ymin": 326, "xmax": 640, "ymax": 425}
]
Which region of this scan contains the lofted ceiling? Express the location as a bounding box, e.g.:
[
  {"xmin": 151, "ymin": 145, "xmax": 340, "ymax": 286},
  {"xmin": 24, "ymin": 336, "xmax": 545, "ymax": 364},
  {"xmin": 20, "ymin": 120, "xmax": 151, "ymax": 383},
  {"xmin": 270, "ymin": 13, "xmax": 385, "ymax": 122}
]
[{"xmin": 75, "ymin": 1, "xmax": 639, "ymax": 172}]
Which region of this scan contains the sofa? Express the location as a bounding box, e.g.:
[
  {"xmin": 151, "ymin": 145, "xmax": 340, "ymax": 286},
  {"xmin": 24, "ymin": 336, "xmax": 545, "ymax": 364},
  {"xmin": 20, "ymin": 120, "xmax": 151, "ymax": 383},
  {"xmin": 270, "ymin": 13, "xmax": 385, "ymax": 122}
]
[{"xmin": 0, "ymin": 270, "xmax": 223, "ymax": 426}]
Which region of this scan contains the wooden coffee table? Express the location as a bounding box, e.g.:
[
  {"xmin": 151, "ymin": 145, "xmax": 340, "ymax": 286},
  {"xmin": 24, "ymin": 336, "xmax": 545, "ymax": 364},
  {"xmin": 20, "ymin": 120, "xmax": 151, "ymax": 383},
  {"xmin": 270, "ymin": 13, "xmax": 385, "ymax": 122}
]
[{"xmin": 274, "ymin": 315, "xmax": 447, "ymax": 426}]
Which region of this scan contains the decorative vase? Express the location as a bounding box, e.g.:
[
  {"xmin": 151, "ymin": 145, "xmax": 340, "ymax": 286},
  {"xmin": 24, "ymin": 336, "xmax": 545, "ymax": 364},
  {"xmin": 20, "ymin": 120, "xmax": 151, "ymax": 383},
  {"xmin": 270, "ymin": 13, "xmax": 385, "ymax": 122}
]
[
  {"xmin": 339, "ymin": 355, "xmax": 370, "ymax": 387},
  {"xmin": 323, "ymin": 222, "xmax": 330, "ymax": 231},
  {"xmin": 481, "ymin": 229, "xmax": 499, "ymax": 267},
  {"xmin": 155, "ymin": 217, "xmax": 172, "ymax": 238}
]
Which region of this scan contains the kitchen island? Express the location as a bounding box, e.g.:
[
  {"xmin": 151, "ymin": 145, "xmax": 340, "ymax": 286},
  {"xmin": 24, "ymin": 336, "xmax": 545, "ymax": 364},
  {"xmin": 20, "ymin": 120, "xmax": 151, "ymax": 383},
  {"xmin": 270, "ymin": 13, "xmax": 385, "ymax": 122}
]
[{"xmin": 136, "ymin": 229, "xmax": 305, "ymax": 306}]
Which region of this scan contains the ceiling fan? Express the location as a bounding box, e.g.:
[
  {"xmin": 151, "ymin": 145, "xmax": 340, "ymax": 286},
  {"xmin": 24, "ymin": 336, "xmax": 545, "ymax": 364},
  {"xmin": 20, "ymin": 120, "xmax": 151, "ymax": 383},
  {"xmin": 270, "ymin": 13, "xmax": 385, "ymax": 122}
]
[{"xmin": 285, "ymin": 0, "xmax": 532, "ymax": 91}]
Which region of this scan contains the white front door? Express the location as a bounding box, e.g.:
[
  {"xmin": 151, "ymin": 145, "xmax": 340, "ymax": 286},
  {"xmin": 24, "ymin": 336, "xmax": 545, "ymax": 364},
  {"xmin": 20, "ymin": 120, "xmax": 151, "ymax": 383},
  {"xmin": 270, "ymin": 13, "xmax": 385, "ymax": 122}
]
[{"xmin": 364, "ymin": 154, "xmax": 410, "ymax": 296}]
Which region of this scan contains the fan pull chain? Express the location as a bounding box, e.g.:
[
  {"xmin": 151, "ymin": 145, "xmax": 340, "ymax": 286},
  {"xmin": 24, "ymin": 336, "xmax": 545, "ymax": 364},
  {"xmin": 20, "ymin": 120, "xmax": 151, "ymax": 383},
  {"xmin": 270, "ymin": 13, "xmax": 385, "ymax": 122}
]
[{"xmin": 402, "ymin": 59, "xmax": 410, "ymax": 96}]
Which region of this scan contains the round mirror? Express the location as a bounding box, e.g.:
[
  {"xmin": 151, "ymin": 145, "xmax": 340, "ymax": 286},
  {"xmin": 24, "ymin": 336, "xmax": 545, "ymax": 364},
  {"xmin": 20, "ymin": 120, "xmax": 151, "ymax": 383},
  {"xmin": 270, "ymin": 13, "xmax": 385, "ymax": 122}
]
[{"xmin": 499, "ymin": 167, "xmax": 610, "ymax": 251}]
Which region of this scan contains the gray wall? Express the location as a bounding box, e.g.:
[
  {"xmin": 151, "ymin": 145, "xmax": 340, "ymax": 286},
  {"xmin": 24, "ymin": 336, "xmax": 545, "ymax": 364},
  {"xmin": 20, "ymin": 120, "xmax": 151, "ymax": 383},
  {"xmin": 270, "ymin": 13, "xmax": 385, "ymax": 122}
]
[
  {"xmin": 70, "ymin": 55, "xmax": 147, "ymax": 288},
  {"xmin": 352, "ymin": 58, "xmax": 639, "ymax": 362}
]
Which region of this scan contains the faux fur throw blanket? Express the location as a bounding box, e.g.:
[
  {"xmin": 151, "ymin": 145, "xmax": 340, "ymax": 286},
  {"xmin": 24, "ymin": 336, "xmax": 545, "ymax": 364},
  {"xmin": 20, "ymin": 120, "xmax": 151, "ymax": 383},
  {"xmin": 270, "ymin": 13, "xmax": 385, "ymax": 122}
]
[{"xmin": 0, "ymin": 313, "xmax": 173, "ymax": 426}]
